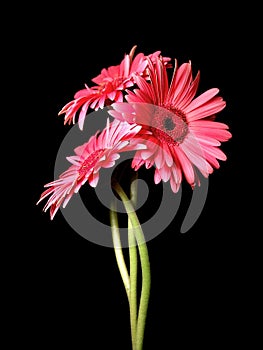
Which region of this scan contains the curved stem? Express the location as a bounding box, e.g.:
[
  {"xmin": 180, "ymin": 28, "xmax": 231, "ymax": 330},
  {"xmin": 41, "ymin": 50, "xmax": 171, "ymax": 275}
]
[
  {"xmin": 136, "ymin": 239, "xmax": 150, "ymax": 350},
  {"xmin": 113, "ymin": 181, "xmax": 151, "ymax": 350},
  {"xmin": 128, "ymin": 175, "xmax": 138, "ymax": 349},
  {"xmin": 110, "ymin": 201, "xmax": 130, "ymax": 301}
]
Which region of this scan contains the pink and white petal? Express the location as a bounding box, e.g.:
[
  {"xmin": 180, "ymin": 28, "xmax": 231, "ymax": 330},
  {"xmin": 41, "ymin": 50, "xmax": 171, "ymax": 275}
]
[
  {"xmin": 89, "ymin": 172, "xmax": 100, "ymax": 187},
  {"xmin": 75, "ymin": 138, "xmax": 94, "ymax": 157},
  {"xmin": 181, "ymin": 133, "xmax": 204, "ymax": 157},
  {"xmin": 128, "ymin": 89, "xmax": 154, "ymax": 104},
  {"xmin": 146, "ymin": 139, "xmax": 159, "ymax": 151},
  {"xmin": 170, "ymin": 175, "xmax": 181, "ymax": 193},
  {"xmin": 204, "ymin": 153, "xmax": 220, "ymax": 169},
  {"xmin": 78, "ymin": 101, "xmax": 91, "ymax": 130},
  {"xmin": 131, "ymin": 53, "xmax": 148, "ymax": 73},
  {"xmin": 90, "ymin": 98, "xmax": 99, "ymax": 110},
  {"xmin": 177, "ymin": 71, "xmax": 201, "ymax": 110},
  {"xmin": 159, "ymin": 164, "xmax": 171, "ymax": 182},
  {"xmin": 125, "ymin": 91, "xmax": 139, "ymax": 103},
  {"xmin": 154, "ymin": 169, "xmax": 162, "ymax": 184},
  {"xmin": 107, "ymin": 65, "xmax": 119, "ymax": 78},
  {"xmin": 180, "ymin": 141, "xmax": 213, "ymax": 176},
  {"xmin": 181, "ymin": 134, "xmax": 214, "ymax": 174},
  {"xmin": 107, "ymin": 109, "xmax": 127, "ymax": 122},
  {"xmin": 132, "ymin": 142, "xmax": 148, "ymax": 151},
  {"xmin": 49, "ymin": 204, "xmax": 61, "ymax": 220},
  {"xmin": 74, "ymin": 88, "xmax": 91, "ymax": 99},
  {"xmin": 98, "ymin": 94, "xmax": 106, "ymax": 109},
  {"xmin": 201, "ymin": 144, "xmax": 227, "ymax": 161},
  {"xmin": 191, "ymin": 126, "xmax": 232, "ymax": 142},
  {"xmin": 133, "ymin": 75, "xmax": 154, "ymax": 99},
  {"xmin": 37, "ymin": 187, "xmax": 55, "ymax": 204},
  {"xmin": 162, "ymin": 143, "xmax": 174, "ymax": 167},
  {"xmin": 140, "ymin": 149, "xmax": 155, "ymax": 160},
  {"xmin": 171, "ymin": 163, "xmax": 182, "ymax": 185},
  {"xmin": 189, "ymin": 132, "xmax": 221, "ymax": 146},
  {"xmin": 107, "ymin": 123, "xmax": 126, "ymax": 144},
  {"xmin": 92, "ymin": 68, "xmax": 108, "ymax": 84},
  {"xmin": 58, "ymin": 100, "xmax": 75, "ymax": 115},
  {"xmin": 109, "ymin": 103, "xmax": 136, "ymax": 123},
  {"xmin": 170, "ymin": 63, "xmax": 192, "ymax": 106},
  {"xmin": 102, "ymin": 160, "xmax": 116, "ymax": 168},
  {"xmin": 145, "ymin": 159, "xmax": 154, "ymax": 169},
  {"xmin": 73, "ymin": 177, "xmax": 88, "ymax": 194},
  {"xmin": 115, "ymin": 91, "xmax": 124, "ymax": 102},
  {"xmin": 108, "ymin": 90, "xmax": 117, "ymax": 100},
  {"xmin": 111, "ymin": 101, "xmax": 135, "ymax": 114},
  {"xmin": 184, "ymin": 88, "xmax": 220, "ymax": 113},
  {"xmin": 154, "ymin": 149, "xmax": 165, "ymax": 169},
  {"xmin": 191, "ymin": 120, "xmax": 230, "ymax": 129},
  {"xmin": 175, "ymin": 147, "xmax": 196, "ymax": 186},
  {"xmin": 132, "ymin": 156, "xmax": 146, "ymax": 171},
  {"xmin": 107, "ymin": 153, "xmax": 121, "ymax": 162},
  {"xmin": 63, "ymin": 188, "xmax": 78, "ymax": 207},
  {"xmin": 114, "ymin": 140, "xmax": 130, "ymax": 151},
  {"xmin": 122, "ymin": 54, "xmax": 130, "ymax": 77},
  {"xmin": 121, "ymin": 124, "xmax": 143, "ymax": 142},
  {"xmin": 187, "ymin": 98, "xmax": 226, "ymax": 122}
]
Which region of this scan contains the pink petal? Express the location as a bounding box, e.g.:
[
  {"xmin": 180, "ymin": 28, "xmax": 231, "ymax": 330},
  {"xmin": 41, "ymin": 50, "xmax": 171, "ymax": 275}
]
[
  {"xmin": 154, "ymin": 169, "xmax": 162, "ymax": 184},
  {"xmin": 187, "ymin": 98, "xmax": 226, "ymax": 122},
  {"xmin": 98, "ymin": 94, "xmax": 106, "ymax": 109},
  {"xmin": 184, "ymin": 88, "xmax": 220, "ymax": 113},
  {"xmin": 108, "ymin": 91, "xmax": 117, "ymax": 100},
  {"xmin": 145, "ymin": 159, "xmax": 154, "ymax": 169},
  {"xmin": 191, "ymin": 133, "xmax": 221, "ymax": 146},
  {"xmin": 107, "ymin": 109, "xmax": 126, "ymax": 122},
  {"xmin": 159, "ymin": 164, "xmax": 171, "ymax": 182},
  {"xmin": 141, "ymin": 149, "xmax": 154, "ymax": 160},
  {"xmin": 155, "ymin": 149, "xmax": 164, "ymax": 169},
  {"xmin": 170, "ymin": 176, "xmax": 180, "ymax": 193},
  {"xmin": 169, "ymin": 63, "xmax": 192, "ymax": 106},
  {"xmin": 191, "ymin": 126, "xmax": 232, "ymax": 142},
  {"xmin": 175, "ymin": 147, "xmax": 195, "ymax": 186},
  {"xmin": 89, "ymin": 173, "xmax": 100, "ymax": 187},
  {"xmin": 180, "ymin": 140, "xmax": 213, "ymax": 176},
  {"xmin": 172, "ymin": 163, "xmax": 182, "ymax": 185},
  {"xmin": 163, "ymin": 143, "xmax": 174, "ymax": 167},
  {"xmin": 132, "ymin": 157, "xmax": 145, "ymax": 171},
  {"xmin": 177, "ymin": 71, "xmax": 200, "ymax": 110},
  {"xmin": 201, "ymin": 144, "xmax": 227, "ymax": 161},
  {"xmin": 78, "ymin": 101, "xmax": 90, "ymax": 130},
  {"xmin": 190, "ymin": 120, "xmax": 230, "ymax": 129}
]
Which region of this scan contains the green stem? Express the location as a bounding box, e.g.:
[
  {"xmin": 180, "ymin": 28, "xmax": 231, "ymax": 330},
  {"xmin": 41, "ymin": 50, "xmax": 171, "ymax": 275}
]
[
  {"xmin": 110, "ymin": 201, "xmax": 130, "ymax": 301},
  {"xmin": 128, "ymin": 175, "xmax": 138, "ymax": 350},
  {"xmin": 113, "ymin": 181, "xmax": 151, "ymax": 350}
]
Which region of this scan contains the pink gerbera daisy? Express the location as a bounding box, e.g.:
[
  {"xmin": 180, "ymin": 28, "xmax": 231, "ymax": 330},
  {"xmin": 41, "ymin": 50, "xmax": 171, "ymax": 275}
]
[
  {"xmin": 58, "ymin": 46, "xmax": 171, "ymax": 130},
  {"xmin": 109, "ymin": 57, "xmax": 232, "ymax": 193},
  {"xmin": 37, "ymin": 119, "xmax": 146, "ymax": 219}
]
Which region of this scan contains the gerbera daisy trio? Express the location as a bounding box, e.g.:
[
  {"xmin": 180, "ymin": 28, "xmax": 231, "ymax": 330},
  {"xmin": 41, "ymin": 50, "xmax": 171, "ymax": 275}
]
[{"xmin": 37, "ymin": 45, "xmax": 232, "ymax": 219}]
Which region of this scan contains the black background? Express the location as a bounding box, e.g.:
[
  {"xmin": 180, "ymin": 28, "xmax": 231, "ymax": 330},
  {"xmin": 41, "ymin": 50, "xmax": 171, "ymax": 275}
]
[{"xmin": 10, "ymin": 3, "xmax": 259, "ymax": 349}]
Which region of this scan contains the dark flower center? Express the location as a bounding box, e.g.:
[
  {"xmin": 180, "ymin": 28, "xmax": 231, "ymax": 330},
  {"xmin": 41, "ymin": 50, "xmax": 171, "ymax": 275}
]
[
  {"xmin": 150, "ymin": 107, "xmax": 188, "ymax": 146},
  {"xmin": 164, "ymin": 117, "xmax": 176, "ymax": 131}
]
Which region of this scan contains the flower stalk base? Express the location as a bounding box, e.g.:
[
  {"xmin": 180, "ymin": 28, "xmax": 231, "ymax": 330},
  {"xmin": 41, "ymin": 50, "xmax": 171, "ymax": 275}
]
[{"xmin": 110, "ymin": 178, "xmax": 151, "ymax": 350}]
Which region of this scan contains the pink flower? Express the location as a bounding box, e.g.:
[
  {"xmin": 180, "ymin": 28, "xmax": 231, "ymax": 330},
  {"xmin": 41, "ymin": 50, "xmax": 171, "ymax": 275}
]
[
  {"xmin": 58, "ymin": 46, "xmax": 171, "ymax": 130},
  {"xmin": 109, "ymin": 57, "xmax": 232, "ymax": 193},
  {"xmin": 37, "ymin": 119, "xmax": 146, "ymax": 219},
  {"xmin": 146, "ymin": 50, "xmax": 172, "ymax": 68}
]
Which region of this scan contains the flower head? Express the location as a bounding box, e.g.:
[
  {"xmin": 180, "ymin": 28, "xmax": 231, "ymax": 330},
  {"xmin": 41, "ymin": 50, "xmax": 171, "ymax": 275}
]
[
  {"xmin": 58, "ymin": 46, "xmax": 171, "ymax": 130},
  {"xmin": 37, "ymin": 119, "xmax": 146, "ymax": 219},
  {"xmin": 109, "ymin": 57, "xmax": 232, "ymax": 192}
]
